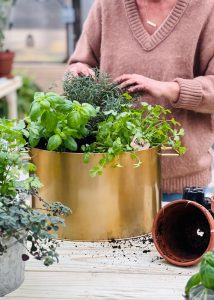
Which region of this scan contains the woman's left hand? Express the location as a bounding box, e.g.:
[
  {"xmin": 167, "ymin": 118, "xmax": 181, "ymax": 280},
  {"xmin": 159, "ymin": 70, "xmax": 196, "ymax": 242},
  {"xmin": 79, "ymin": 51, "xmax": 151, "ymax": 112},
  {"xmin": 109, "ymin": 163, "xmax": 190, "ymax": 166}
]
[{"xmin": 115, "ymin": 74, "xmax": 180, "ymax": 102}]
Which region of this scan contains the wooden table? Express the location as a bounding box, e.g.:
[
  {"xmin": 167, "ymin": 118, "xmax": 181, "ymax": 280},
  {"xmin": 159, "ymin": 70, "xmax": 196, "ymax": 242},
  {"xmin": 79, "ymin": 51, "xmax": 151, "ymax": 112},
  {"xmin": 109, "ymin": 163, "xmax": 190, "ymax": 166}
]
[
  {"xmin": 5, "ymin": 236, "xmax": 197, "ymax": 300},
  {"xmin": 0, "ymin": 77, "xmax": 22, "ymax": 119}
]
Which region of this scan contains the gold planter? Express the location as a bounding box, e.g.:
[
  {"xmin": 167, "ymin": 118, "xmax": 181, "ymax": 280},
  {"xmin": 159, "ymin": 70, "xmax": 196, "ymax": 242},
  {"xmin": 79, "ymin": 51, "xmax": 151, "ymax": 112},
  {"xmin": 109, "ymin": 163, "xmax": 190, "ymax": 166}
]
[{"xmin": 31, "ymin": 148, "xmax": 161, "ymax": 241}]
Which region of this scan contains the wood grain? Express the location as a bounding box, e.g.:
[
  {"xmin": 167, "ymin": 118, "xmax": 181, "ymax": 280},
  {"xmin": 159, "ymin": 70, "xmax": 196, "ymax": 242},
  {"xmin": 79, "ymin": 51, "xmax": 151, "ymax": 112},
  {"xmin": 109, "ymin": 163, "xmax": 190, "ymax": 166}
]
[{"xmin": 4, "ymin": 236, "xmax": 197, "ymax": 300}]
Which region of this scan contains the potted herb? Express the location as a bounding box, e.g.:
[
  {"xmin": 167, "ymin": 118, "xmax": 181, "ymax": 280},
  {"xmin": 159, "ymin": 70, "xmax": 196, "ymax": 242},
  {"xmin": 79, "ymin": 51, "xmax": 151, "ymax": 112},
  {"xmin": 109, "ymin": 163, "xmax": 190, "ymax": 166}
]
[
  {"xmin": 0, "ymin": 0, "xmax": 14, "ymax": 78},
  {"xmin": 185, "ymin": 252, "xmax": 214, "ymax": 299},
  {"xmin": 0, "ymin": 119, "xmax": 70, "ymax": 297},
  {"xmin": 28, "ymin": 73, "xmax": 185, "ymax": 241}
]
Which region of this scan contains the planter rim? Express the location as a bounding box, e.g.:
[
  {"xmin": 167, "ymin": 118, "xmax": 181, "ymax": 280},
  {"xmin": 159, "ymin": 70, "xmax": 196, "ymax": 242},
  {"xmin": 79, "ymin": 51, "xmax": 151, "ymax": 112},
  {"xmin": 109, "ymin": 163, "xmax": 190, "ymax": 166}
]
[
  {"xmin": 31, "ymin": 146, "xmax": 160, "ymax": 156},
  {"xmin": 152, "ymin": 200, "xmax": 214, "ymax": 267}
]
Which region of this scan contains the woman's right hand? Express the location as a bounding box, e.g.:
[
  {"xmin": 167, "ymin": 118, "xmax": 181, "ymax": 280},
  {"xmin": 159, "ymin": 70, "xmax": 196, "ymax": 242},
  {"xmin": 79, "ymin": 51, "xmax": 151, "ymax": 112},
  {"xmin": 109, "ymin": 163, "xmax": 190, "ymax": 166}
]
[{"xmin": 65, "ymin": 62, "xmax": 95, "ymax": 78}]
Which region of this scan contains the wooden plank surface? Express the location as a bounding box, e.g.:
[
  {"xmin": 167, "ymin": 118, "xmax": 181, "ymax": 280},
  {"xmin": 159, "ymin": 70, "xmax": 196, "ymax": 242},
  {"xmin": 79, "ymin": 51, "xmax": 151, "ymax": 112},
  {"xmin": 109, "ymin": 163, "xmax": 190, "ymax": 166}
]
[{"xmin": 4, "ymin": 235, "xmax": 197, "ymax": 300}]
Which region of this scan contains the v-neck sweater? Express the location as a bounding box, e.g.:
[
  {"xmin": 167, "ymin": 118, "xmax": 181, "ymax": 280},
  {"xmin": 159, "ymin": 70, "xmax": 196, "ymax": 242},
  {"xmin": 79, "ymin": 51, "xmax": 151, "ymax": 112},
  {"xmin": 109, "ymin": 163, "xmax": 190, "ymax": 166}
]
[{"xmin": 69, "ymin": 0, "xmax": 214, "ymax": 193}]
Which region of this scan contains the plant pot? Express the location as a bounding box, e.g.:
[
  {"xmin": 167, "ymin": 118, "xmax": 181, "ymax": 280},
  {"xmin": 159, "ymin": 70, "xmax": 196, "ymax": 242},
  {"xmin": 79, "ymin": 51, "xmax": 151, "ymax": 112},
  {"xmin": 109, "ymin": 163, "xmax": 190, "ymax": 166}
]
[
  {"xmin": 0, "ymin": 51, "xmax": 15, "ymax": 78},
  {"xmin": 211, "ymin": 195, "xmax": 214, "ymax": 213},
  {"xmin": 31, "ymin": 147, "xmax": 161, "ymax": 241},
  {"xmin": 0, "ymin": 237, "xmax": 25, "ymax": 297},
  {"xmin": 152, "ymin": 200, "xmax": 214, "ymax": 267}
]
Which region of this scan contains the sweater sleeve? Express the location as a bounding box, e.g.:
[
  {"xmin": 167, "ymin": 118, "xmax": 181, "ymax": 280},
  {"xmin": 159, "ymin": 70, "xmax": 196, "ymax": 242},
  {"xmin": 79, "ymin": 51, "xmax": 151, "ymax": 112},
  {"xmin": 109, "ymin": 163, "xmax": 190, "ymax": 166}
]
[
  {"xmin": 68, "ymin": 0, "xmax": 102, "ymax": 68},
  {"xmin": 171, "ymin": 10, "xmax": 214, "ymax": 114}
]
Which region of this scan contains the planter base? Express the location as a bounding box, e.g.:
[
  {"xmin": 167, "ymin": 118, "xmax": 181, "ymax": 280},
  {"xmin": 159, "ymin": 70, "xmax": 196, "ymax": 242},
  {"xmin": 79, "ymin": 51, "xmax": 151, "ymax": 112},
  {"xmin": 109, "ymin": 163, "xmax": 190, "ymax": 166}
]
[{"xmin": 0, "ymin": 239, "xmax": 25, "ymax": 297}]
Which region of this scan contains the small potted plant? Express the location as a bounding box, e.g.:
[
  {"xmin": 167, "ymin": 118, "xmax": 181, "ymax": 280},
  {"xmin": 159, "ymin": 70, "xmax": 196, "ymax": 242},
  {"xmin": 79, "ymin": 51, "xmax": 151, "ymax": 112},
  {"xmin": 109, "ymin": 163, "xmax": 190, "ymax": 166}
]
[
  {"xmin": 185, "ymin": 252, "xmax": 214, "ymax": 299},
  {"xmin": 0, "ymin": 119, "xmax": 70, "ymax": 297},
  {"xmin": 0, "ymin": 0, "xmax": 14, "ymax": 78},
  {"xmin": 28, "ymin": 72, "xmax": 186, "ymax": 241}
]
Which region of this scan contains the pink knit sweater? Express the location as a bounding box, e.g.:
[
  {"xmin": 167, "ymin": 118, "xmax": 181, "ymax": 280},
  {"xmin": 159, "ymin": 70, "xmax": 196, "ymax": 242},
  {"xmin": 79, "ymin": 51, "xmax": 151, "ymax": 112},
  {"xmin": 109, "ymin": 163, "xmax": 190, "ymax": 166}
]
[{"xmin": 69, "ymin": 0, "xmax": 214, "ymax": 193}]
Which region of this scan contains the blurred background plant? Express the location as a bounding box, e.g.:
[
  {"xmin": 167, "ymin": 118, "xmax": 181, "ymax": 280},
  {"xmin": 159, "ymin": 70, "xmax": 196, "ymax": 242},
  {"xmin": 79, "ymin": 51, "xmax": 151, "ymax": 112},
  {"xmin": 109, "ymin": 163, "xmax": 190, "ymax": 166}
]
[
  {"xmin": 0, "ymin": 0, "xmax": 12, "ymax": 50},
  {"xmin": 0, "ymin": 71, "xmax": 41, "ymax": 118}
]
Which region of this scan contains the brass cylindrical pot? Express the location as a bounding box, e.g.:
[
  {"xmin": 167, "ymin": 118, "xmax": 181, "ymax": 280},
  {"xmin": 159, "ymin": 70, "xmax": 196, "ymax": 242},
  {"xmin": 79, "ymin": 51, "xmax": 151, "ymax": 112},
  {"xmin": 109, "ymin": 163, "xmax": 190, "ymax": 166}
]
[{"xmin": 31, "ymin": 147, "xmax": 161, "ymax": 241}]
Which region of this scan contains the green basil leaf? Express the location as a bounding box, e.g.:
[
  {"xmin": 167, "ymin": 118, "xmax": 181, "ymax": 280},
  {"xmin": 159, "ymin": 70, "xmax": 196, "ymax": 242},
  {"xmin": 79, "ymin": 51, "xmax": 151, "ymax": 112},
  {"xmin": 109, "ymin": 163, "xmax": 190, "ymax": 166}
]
[
  {"xmin": 47, "ymin": 135, "xmax": 62, "ymax": 151},
  {"xmin": 29, "ymin": 136, "xmax": 40, "ymax": 148},
  {"xmin": 201, "ymin": 262, "xmax": 214, "ymax": 289},
  {"xmin": 40, "ymin": 100, "xmax": 50, "ymax": 109},
  {"xmin": 68, "ymin": 111, "xmax": 81, "ymax": 128},
  {"xmin": 82, "ymin": 103, "xmax": 97, "ymax": 117},
  {"xmin": 185, "ymin": 273, "xmax": 201, "ymax": 296},
  {"xmin": 59, "ymin": 100, "xmax": 73, "ymax": 111},
  {"xmin": 63, "ymin": 137, "xmax": 77, "ymax": 152},
  {"xmin": 30, "ymin": 103, "xmax": 41, "ymax": 121},
  {"xmin": 41, "ymin": 112, "xmax": 57, "ymax": 132}
]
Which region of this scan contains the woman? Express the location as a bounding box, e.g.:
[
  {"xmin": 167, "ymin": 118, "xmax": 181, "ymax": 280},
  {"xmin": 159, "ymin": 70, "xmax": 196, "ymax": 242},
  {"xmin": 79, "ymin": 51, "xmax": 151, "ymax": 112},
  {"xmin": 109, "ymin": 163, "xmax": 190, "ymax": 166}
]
[{"xmin": 66, "ymin": 0, "xmax": 214, "ymax": 200}]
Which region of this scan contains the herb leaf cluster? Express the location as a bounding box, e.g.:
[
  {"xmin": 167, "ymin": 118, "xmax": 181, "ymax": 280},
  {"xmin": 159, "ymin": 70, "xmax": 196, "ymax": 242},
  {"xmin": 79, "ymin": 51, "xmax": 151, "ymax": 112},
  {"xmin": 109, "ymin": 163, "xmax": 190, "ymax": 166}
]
[
  {"xmin": 63, "ymin": 71, "xmax": 129, "ymax": 131},
  {"xmin": 63, "ymin": 70, "xmax": 128, "ymax": 112},
  {"xmin": 0, "ymin": 119, "xmax": 71, "ymax": 266},
  {"xmin": 28, "ymin": 92, "xmax": 97, "ymax": 152},
  {"xmin": 28, "ymin": 73, "xmax": 186, "ymax": 176},
  {"xmin": 185, "ymin": 252, "xmax": 214, "ymax": 297},
  {"xmin": 83, "ymin": 102, "xmax": 186, "ymax": 176}
]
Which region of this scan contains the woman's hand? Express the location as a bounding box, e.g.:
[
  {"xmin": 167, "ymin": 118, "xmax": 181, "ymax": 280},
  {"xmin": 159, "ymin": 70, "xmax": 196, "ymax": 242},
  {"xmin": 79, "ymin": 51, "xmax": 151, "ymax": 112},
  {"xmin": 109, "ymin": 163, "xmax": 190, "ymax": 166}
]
[
  {"xmin": 115, "ymin": 74, "xmax": 180, "ymax": 103},
  {"xmin": 64, "ymin": 62, "xmax": 95, "ymax": 78}
]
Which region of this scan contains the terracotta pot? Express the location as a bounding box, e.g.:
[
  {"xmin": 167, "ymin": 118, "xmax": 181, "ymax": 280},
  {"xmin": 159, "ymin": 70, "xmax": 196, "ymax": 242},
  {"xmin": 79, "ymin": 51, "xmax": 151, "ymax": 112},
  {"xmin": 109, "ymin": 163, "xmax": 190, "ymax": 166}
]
[
  {"xmin": 0, "ymin": 51, "xmax": 15, "ymax": 78},
  {"xmin": 152, "ymin": 200, "xmax": 214, "ymax": 267},
  {"xmin": 211, "ymin": 196, "xmax": 214, "ymax": 214}
]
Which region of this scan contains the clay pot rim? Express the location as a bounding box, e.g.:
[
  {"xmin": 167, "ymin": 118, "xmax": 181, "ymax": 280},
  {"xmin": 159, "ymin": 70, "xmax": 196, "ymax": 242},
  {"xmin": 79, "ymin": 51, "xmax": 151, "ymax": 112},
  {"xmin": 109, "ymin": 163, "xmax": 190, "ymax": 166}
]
[
  {"xmin": 0, "ymin": 51, "xmax": 15, "ymax": 57},
  {"xmin": 152, "ymin": 199, "xmax": 214, "ymax": 267}
]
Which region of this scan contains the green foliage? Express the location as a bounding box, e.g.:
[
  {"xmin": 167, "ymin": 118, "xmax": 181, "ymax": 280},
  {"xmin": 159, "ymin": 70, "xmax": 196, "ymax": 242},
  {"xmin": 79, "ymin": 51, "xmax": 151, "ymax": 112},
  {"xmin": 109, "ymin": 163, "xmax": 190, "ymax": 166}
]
[
  {"xmin": 0, "ymin": 73, "xmax": 41, "ymax": 119},
  {"xmin": 63, "ymin": 70, "xmax": 129, "ymax": 131},
  {"xmin": 0, "ymin": 118, "xmax": 71, "ymax": 266},
  {"xmin": 0, "ymin": 119, "xmax": 30, "ymax": 196},
  {"xmin": 0, "ymin": 194, "xmax": 70, "ymax": 266},
  {"xmin": 185, "ymin": 252, "xmax": 214, "ymax": 297},
  {"xmin": 0, "ymin": 0, "xmax": 11, "ymax": 50},
  {"xmin": 28, "ymin": 73, "xmax": 186, "ymax": 176},
  {"xmin": 17, "ymin": 73, "xmax": 41, "ymax": 118},
  {"xmin": 200, "ymin": 252, "xmax": 214, "ymax": 289},
  {"xmin": 63, "ymin": 70, "xmax": 127, "ymax": 112},
  {"xmin": 83, "ymin": 102, "xmax": 186, "ymax": 176},
  {"xmin": 185, "ymin": 273, "xmax": 201, "ymax": 296},
  {"xmin": 27, "ymin": 92, "xmax": 98, "ymax": 151}
]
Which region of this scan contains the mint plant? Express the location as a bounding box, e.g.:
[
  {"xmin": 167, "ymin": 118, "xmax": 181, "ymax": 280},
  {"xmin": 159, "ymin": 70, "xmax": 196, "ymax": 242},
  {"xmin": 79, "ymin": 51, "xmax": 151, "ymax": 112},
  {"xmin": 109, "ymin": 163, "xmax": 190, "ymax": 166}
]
[
  {"xmin": 185, "ymin": 252, "xmax": 214, "ymax": 299},
  {"xmin": 0, "ymin": 119, "xmax": 71, "ymax": 266},
  {"xmin": 83, "ymin": 102, "xmax": 186, "ymax": 177},
  {"xmin": 28, "ymin": 92, "xmax": 98, "ymax": 151}
]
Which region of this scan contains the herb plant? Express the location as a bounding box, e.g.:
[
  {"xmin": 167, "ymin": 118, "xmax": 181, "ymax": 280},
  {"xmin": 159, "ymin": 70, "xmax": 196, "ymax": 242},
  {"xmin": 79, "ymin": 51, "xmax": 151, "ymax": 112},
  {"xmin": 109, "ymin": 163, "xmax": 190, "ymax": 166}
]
[
  {"xmin": 83, "ymin": 102, "xmax": 186, "ymax": 177},
  {"xmin": 28, "ymin": 92, "xmax": 98, "ymax": 152},
  {"xmin": 28, "ymin": 74, "xmax": 186, "ymax": 177},
  {"xmin": 63, "ymin": 71, "xmax": 129, "ymax": 131},
  {"xmin": 185, "ymin": 252, "xmax": 214, "ymax": 299},
  {"xmin": 0, "ymin": 119, "xmax": 71, "ymax": 266},
  {"xmin": 63, "ymin": 70, "xmax": 128, "ymax": 112}
]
